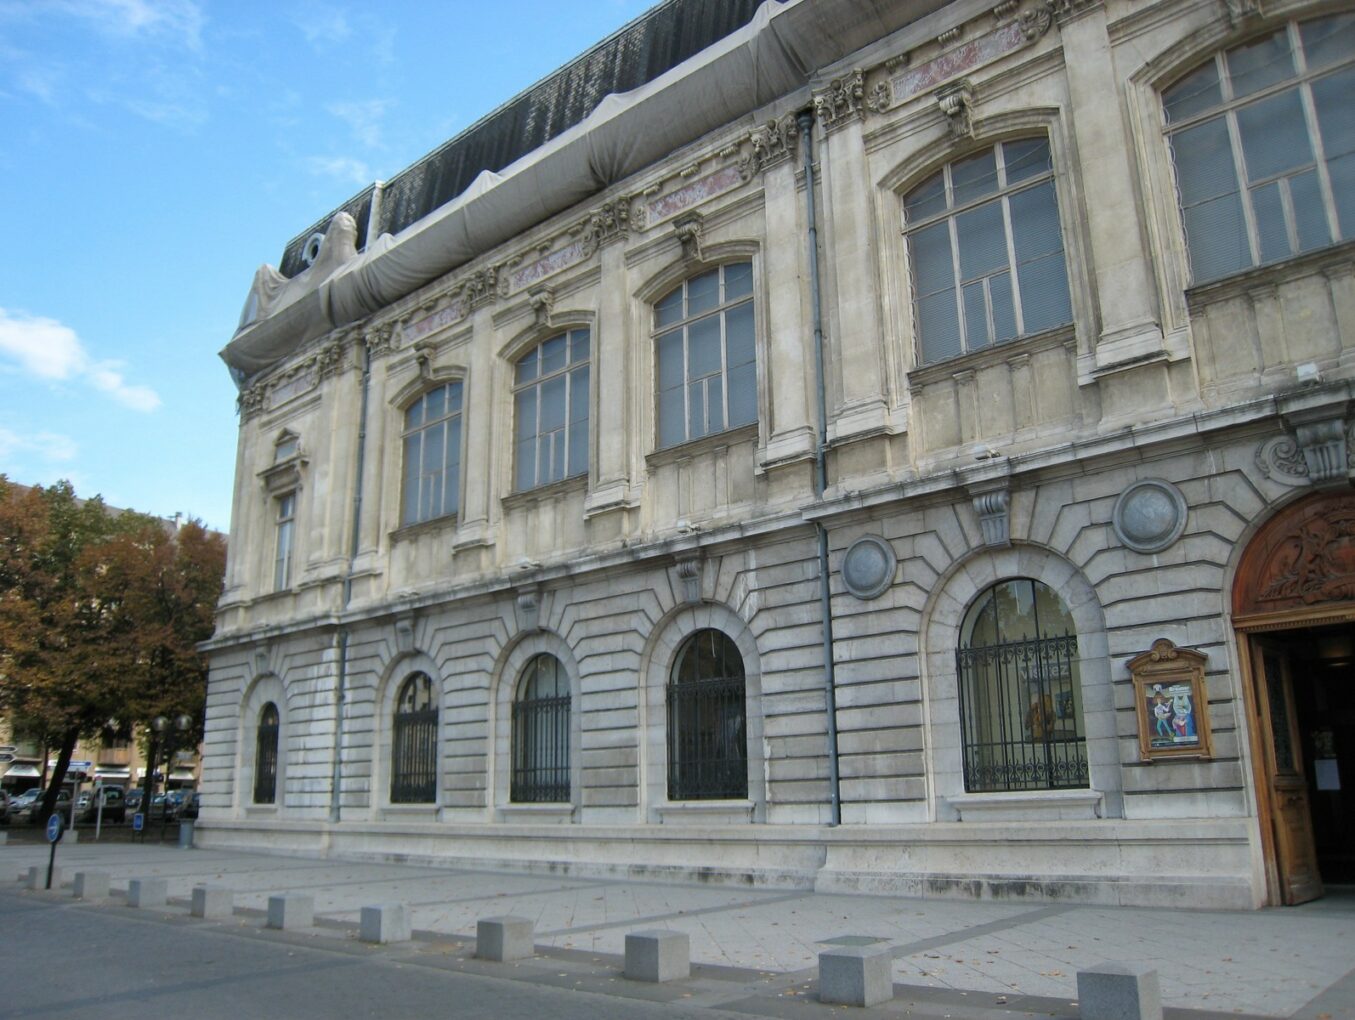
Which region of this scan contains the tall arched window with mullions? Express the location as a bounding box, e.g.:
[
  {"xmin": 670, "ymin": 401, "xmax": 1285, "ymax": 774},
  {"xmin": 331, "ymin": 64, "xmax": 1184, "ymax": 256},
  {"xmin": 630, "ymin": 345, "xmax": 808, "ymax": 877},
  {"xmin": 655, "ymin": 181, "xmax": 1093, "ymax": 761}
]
[
  {"xmin": 391, "ymin": 672, "xmax": 438, "ymax": 804},
  {"xmin": 667, "ymin": 629, "xmax": 747, "ymax": 800},
  {"xmin": 514, "ymin": 329, "xmax": 590, "ymax": 491},
  {"xmin": 253, "ymin": 702, "xmax": 279, "ymax": 805},
  {"xmin": 957, "ymin": 579, "xmax": 1087, "ymax": 793},
  {"xmin": 401, "ymin": 382, "xmax": 463, "ymax": 526},
  {"xmin": 511, "ymin": 654, "xmax": 570, "ymax": 803}
]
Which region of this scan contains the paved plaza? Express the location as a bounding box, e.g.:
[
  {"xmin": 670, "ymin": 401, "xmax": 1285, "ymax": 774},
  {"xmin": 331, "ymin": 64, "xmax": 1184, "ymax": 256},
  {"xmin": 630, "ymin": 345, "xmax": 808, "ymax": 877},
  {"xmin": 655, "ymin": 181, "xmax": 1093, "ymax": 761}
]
[{"xmin": 2, "ymin": 839, "xmax": 1350, "ymax": 1018}]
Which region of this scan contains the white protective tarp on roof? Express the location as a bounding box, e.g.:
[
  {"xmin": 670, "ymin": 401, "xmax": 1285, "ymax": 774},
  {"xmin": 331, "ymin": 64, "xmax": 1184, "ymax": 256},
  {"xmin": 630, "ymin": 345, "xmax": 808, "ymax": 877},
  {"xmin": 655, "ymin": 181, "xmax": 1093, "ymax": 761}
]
[{"xmin": 222, "ymin": 0, "xmax": 948, "ymax": 379}]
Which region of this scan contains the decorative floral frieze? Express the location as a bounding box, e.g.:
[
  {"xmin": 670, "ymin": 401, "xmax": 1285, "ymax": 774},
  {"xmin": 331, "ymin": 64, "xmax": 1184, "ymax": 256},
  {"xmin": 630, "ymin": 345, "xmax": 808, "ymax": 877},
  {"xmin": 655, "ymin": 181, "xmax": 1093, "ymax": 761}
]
[
  {"xmin": 737, "ymin": 114, "xmax": 798, "ymax": 181},
  {"xmin": 403, "ymin": 297, "xmax": 469, "ymax": 345},
  {"xmin": 812, "ymin": 69, "xmax": 865, "ymax": 132},
  {"xmin": 643, "ymin": 166, "xmax": 744, "ymax": 227}
]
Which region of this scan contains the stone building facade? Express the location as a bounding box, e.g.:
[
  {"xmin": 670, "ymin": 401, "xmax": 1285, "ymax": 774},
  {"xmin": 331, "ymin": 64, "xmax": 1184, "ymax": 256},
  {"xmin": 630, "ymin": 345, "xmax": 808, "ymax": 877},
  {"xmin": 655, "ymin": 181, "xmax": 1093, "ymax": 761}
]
[{"xmin": 201, "ymin": 0, "xmax": 1355, "ymax": 908}]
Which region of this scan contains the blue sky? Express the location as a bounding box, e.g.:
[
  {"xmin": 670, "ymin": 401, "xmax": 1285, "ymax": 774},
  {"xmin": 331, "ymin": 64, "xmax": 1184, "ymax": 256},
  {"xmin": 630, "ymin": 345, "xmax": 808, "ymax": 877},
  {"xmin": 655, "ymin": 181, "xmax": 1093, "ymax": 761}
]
[{"xmin": 0, "ymin": 0, "xmax": 651, "ymax": 530}]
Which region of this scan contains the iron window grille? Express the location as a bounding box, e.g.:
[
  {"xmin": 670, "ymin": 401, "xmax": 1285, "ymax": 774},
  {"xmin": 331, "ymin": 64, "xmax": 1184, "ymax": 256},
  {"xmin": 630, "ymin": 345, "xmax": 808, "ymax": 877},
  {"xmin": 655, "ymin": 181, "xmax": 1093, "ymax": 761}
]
[
  {"xmin": 391, "ymin": 673, "xmax": 438, "ymax": 804},
  {"xmin": 401, "ymin": 382, "xmax": 463, "ymax": 526},
  {"xmin": 654, "ymin": 262, "xmax": 757, "ymax": 448},
  {"xmin": 511, "ymin": 654, "xmax": 570, "ymax": 803},
  {"xmin": 956, "ymin": 579, "xmax": 1088, "ymax": 793},
  {"xmin": 253, "ymin": 702, "xmax": 279, "ymax": 805},
  {"xmin": 513, "ymin": 329, "xmax": 590, "ymax": 491},
  {"xmin": 667, "ymin": 629, "xmax": 747, "ymax": 800},
  {"xmin": 1163, "ymin": 14, "xmax": 1355, "ymax": 285}
]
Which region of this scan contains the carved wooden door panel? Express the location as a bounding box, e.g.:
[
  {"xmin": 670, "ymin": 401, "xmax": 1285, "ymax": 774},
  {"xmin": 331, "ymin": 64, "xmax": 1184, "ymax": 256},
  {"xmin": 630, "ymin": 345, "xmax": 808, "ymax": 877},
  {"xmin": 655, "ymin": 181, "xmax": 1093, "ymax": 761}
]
[{"xmin": 1252, "ymin": 638, "xmax": 1323, "ymax": 905}]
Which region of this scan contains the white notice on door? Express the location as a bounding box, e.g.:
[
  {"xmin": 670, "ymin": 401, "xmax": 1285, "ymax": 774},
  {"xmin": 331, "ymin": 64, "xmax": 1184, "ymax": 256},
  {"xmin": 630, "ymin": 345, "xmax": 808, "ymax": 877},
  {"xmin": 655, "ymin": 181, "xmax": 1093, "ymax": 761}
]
[{"xmin": 1314, "ymin": 758, "xmax": 1341, "ymax": 791}]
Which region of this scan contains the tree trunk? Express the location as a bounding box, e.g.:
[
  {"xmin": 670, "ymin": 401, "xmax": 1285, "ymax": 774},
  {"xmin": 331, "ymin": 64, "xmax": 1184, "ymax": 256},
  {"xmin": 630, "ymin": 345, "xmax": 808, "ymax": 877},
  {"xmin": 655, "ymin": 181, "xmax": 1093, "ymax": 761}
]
[{"xmin": 39, "ymin": 729, "xmax": 79, "ymax": 823}]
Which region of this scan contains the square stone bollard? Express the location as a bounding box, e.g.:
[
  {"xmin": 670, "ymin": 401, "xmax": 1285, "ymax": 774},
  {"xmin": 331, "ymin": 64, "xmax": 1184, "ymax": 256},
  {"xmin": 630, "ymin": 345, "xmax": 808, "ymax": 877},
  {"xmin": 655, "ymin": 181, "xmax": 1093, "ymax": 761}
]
[
  {"xmin": 267, "ymin": 893, "xmax": 314, "ymax": 930},
  {"xmin": 63, "ymin": 831, "xmax": 78, "ymax": 845},
  {"xmin": 624, "ymin": 929, "xmax": 690, "ymax": 983},
  {"xmin": 73, "ymin": 871, "xmax": 110, "ymax": 900},
  {"xmin": 476, "ymin": 915, "xmax": 534, "ymax": 961},
  {"xmin": 819, "ymin": 944, "xmax": 894, "ymax": 1007},
  {"xmin": 191, "ymin": 885, "xmax": 233, "ymax": 919},
  {"xmin": 26, "ymin": 866, "xmax": 59, "ymax": 890},
  {"xmin": 0, "ymin": 830, "xmax": 8, "ymax": 844},
  {"xmin": 1077, "ymin": 963, "xmax": 1163, "ymax": 1020},
  {"xmin": 128, "ymin": 877, "xmax": 168, "ymax": 908},
  {"xmin": 360, "ymin": 903, "xmax": 411, "ymax": 944}
]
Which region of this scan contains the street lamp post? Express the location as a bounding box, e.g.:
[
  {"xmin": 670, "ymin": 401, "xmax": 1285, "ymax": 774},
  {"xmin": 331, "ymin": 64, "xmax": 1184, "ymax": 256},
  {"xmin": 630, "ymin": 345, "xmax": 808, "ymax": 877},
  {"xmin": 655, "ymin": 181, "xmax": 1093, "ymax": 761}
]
[{"xmin": 157, "ymin": 714, "xmax": 191, "ymax": 841}]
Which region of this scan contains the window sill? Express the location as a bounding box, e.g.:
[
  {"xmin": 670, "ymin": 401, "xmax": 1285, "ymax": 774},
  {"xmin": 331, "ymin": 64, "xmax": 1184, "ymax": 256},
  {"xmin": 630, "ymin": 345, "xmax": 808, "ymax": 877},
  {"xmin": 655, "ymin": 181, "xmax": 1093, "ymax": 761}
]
[
  {"xmin": 500, "ymin": 474, "xmax": 587, "ymax": 512},
  {"xmin": 380, "ymin": 804, "xmax": 439, "ymax": 821},
  {"xmin": 656, "ymin": 799, "xmax": 755, "ymax": 824},
  {"xmin": 646, "ymin": 422, "xmax": 759, "ymax": 470},
  {"xmin": 245, "ymin": 804, "xmax": 279, "ymax": 817},
  {"xmin": 498, "ymin": 803, "xmax": 574, "ymax": 823},
  {"xmin": 1184, "ymin": 237, "xmax": 1355, "ymax": 313},
  {"xmin": 946, "ymin": 788, "xmax": 1102, "ymax": 822},
  {"xmin": 390, "ymin": 514, "xmax": 458, "ymax": 544},
  {"xmin": 907, "ymin": 324, "xmax": 1075, "ymax": 392}
]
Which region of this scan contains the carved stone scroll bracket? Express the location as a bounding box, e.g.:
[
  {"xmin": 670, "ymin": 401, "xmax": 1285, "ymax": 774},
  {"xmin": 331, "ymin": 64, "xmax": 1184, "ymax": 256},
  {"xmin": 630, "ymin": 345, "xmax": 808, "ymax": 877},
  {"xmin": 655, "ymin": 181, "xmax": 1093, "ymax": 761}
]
[
  {"xmin": 865, "ymin": 79, "xmax": 893, "ymax": 115},
  {"xmin": 395, "ymin": 612, "xmax": 416, "ymax": 655},
  {"xmin": 515, "ymin": 586, "xmax": 541, "ymax": 633},
  {"xmin": 673, "ymin": 212, "xmax": 703, "ymax": 263},
  {"xmin": 737, "ymin": 114, "xmax": 798, "ymax": 181},
  {"xmin": 936, "ymin": 79, "xmax": 975, "ymax": 140},
  {"xmin": 970, "ymin": 486, "xmax": 1012, "ymax": 548},
  {"xmin": 412, "ymin": 339, "xmax": 438, "ymax": 380},
  {"xmin": 1278, "ymin": 393, "xmax": 1352, "ymax": 487},
  {"xmin": 1255, "ymin": 434, "xmax": 1310, "ymax": 487},
  {"xmin": 252, "ymin": 646, "xmax": 271, "ymax": 679},
  {"xmin": 812, "ymin": 69, "xmax": 865, "ymax": 133},
  {"xmin": 529, "ymin": 287, "xmax": 555, "ymax": 329},
  {"xmin": 1223, "ymin": 0, "xmax": 1262, "ymax": 26},
  {"xmin": 674, "ymin": 552, "xmax": 703, "ymax": 604}
]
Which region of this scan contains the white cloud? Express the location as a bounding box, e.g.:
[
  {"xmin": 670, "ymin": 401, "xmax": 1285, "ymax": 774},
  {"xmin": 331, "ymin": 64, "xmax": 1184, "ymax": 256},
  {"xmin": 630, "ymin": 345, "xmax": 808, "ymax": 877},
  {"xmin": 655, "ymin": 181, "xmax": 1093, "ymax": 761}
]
[
  {"xmin": 0, "ymin": 427, "xmax": 77, "ymax": 463},
  {"xmin": 304, "ymin": 155, "xmax": 372, "ymax": 186},
  {"xmin": 327, "ymin": 98, "xmax": 391, "ymax": 148},
  {"xmin": 292, "ymin": 2, "xmax": 351, "ymax": 48},
  {"xmin": 49, "ymin": 0, "xmax": 205, "ymax": 50},
  {"xmin": 0, "ymin": 308, "xmax": 161, "ymax": 412}
]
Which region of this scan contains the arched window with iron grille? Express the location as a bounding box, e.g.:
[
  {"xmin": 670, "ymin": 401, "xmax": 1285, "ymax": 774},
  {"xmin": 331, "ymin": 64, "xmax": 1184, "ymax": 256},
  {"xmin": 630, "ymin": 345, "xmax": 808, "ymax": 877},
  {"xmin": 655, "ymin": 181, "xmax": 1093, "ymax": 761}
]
[
  {"xmin": 253, "ymin": 702, "xmax": 279, "ymax": 805},
  {"xmin": 667, "ymin": 629, "xmax": 747, "ymax": 800},
  {"xmin": 957, "ymin": 578, "xmax": 1087, "ymax": 792},
  {"xmin": 391, "ymin": 672, "xmax": 438, "ymax": 804},
  {"xmin": 511, "ymin": 654, "xmax": 570, "ymax": 803}
]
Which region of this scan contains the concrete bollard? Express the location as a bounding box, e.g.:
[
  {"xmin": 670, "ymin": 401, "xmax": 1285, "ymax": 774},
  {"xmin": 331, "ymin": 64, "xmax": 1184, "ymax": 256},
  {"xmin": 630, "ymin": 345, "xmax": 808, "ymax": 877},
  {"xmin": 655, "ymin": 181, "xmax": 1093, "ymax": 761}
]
[
  {"xmin": 624, "ymin": 929, "xmax": 690, "ymax": 982},
  {"xmin": 360, "ymin": 903, "xmax": 411, "ymax": 944},
  {"xmin": 0, "ymin": 830, "xmax": 8, "ymax": 844},
  {"xmin": 73, "ymin": 871, "xmax": 110, "ymax": 900},
  {"xmin": 128, "ymin": 878, "xmax": 168, "ymax": 908},
  {"xmin": 818, "ymin": 944, "xmax": 894, "ymax": 1007},
  {"xmin": 191, "ymin": 885, "xmax": 233, "ymax": 919},
  {"xmin": 178, "ymin": 821, "xmax": 195, "ymax": 849},
  {"xmin": 476, "ymin": 915, "xmax": 534, "ymax": 961},
  {"xmin": 267, "ymin": 893, "xmax": 314, "ymax": 930},
  {"xmin": 64, "ymin": 831, "xmax": 78, "ymax": 845},
  {"xmin": 26, "ymin": 865, "xmax": 60, "ymax": 890},
  {"xmin": 1077, "ymin": 963, "xmax": 1163, "ymax": 1020}
]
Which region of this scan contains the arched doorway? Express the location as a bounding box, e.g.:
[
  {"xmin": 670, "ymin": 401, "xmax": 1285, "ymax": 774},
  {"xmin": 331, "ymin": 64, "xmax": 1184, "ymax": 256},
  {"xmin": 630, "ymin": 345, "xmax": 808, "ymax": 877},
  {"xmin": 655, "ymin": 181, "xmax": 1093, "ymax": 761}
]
[{"xmin": 1234, "ymin": 490, "xmax": 1355, "ymax": 905}]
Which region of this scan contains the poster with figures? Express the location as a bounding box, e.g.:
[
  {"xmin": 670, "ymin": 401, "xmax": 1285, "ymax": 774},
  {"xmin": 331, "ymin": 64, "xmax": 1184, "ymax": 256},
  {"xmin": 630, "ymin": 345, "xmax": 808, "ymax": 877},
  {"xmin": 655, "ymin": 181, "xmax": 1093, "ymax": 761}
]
[
  {"xmin": 1147, "ymin": 682, "xmax": 1198, "ymax": 749},
  {"xmin": 1127, "ymin": 638, "xmax": 1214, "ymax": 761}
]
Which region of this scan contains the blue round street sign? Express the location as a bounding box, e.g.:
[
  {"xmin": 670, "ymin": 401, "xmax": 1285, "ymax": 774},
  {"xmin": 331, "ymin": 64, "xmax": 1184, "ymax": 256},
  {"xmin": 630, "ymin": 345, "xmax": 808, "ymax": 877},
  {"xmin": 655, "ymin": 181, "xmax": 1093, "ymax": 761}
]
[{"xmin": 46, "ymin": 813, "xmax": 63, "ymax": 844}]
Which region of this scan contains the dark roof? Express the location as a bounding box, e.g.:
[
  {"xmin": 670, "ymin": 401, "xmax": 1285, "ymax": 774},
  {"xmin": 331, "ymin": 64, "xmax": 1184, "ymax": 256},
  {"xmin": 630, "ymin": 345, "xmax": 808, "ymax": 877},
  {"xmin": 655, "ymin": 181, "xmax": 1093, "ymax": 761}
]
[{"xmin": 278, "ymin": 0, "xmax": 765, "ymax": 277}]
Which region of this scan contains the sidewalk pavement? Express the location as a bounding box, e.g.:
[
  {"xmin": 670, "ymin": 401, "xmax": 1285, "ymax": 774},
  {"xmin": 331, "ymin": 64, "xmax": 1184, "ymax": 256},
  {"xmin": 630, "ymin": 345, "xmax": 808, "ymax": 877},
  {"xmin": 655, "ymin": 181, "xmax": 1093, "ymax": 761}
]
[{"xmin": 3, "ymin": 840, "xmax": 1350, "ymax": 1019}]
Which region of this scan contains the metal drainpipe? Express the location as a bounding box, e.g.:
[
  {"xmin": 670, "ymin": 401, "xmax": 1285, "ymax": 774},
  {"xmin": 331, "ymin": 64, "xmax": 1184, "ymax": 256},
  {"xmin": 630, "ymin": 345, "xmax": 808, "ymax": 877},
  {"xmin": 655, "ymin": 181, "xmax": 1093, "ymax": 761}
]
[
  {"xmin": 799, "ymin": 108, "xmax": 842, "ymax": 827},
  {"xmin": 330, "ymin": 339, "xmax": 372, "ymax": 823}
]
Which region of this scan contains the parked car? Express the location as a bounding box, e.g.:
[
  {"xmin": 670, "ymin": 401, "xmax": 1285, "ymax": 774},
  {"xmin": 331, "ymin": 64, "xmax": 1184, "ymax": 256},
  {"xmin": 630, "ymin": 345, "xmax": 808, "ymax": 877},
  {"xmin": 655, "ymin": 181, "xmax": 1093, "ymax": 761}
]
[
  {"xmin": 9, "ymin": 788, "xmax": 41, "ymax": 820},
  {"xmin": 78, "ymin": 786, "xmax": 126, "ymax": 823},
  {"xmin": 125, "ymin": 788, "xmax": 144, "ymax": 812},
  {"xmin": 19, "ymin": 788, "xmax": 70, "ymax": 824}
]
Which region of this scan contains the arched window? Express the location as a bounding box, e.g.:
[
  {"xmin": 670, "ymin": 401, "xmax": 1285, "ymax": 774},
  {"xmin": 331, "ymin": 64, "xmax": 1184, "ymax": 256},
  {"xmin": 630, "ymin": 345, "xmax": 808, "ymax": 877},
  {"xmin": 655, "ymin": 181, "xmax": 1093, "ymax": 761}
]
[
  {"xmin": 511, "ymin": 654, "xmax": 570, "ymax": 803},
  {"xmin": 654, "ymin": 262, "xmax": 756, "ymax": 448},
  {"xmin": 514, "ymin": 328, "xmax": 590, "ymax": 490},
  {"xmin": 667, "ymin": 629, "xmax": 747, "ymax": 800},
  {"xmin": 401, "ymin": 382, "xmax": 463, "ymax": 526},
  {"xmin": 957, "ymin": 579, "xmax": 1087, "ymax": 792},
  {"xmin": 253, "ymin": 702, "xmax": 279, "ymax": 805},
  {"xmin": 391, "ymin": 672, "xmax": 438, "ymax": 803},
  {"xmin": 1164, "ymin": 14, "xmax": 1355, "ymax": 284},
  {"xmin": 904, "ymin": 137, "xmax": 1073, "ymax": 365}
]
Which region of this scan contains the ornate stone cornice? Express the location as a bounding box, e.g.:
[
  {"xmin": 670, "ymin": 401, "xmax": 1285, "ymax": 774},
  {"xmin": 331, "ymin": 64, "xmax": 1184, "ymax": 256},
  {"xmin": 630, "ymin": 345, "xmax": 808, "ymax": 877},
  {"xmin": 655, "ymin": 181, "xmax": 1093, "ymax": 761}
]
[
  {"xmin": 812, "ymin": 69, "xmax": 865, "ymax": 133},
  {"xmin": 364, "ymin": 322, "xmax": 397, "ymax": 359},
  {"xmin": 574, "ymin": 198, "xmax": 630, "ymax": 257},
  {"xmin": 238, "ymin": 384, "xmax": 266, "ymax": 421},
  {"xmin": 458, "ymin": 265, "xmax": 508, "ymax": 311},
  {"xmin": 737, "ymin": 114, "xmax": 798, "ymax": 181}
]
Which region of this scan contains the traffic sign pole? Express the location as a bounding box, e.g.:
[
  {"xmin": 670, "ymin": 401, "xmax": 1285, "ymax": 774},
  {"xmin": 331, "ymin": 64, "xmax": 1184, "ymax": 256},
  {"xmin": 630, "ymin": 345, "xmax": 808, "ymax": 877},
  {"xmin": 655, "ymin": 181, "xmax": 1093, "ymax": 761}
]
[{"xmin": 45, "ymin": 813, "xmax": 63, "ymax": 889}]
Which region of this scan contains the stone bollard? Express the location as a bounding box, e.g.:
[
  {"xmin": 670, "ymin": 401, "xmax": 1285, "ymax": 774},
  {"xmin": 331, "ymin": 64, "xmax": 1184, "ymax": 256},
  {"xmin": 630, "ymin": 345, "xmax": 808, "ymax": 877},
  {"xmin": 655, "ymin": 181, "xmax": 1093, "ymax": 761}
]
[
  {"xmin": 476, "ymin": 915, "xmax": 534, "ymax": 962},
  {"xmin": 0, "ymin": 830, "xmax": 8, "ymax": 845},
  {"xmin": 267, "ymin": 893, "xmax": 314, "ymax": 930},
  {"xmin": 191, "ymin": 885, "xmax": 233, "ymax": 919},
  {"xmin": 1077, "ymin": 963, "xmax": 1163, "ymax": 1020},
  {"xmin": 128, "ymin": 877, "xmax": 168, "ymax": 908},
  {"xmin": 64, "ymin": 831, "xmax": 78, "ymax": 845},
  {"xmin": 360, "ymin": 903, "xmax": 411, "ymax": 944},
  {"xmin": 26, "ymin": 865, "xmax": 60, "ymax": 890},
  {"xmin": 178, "ymin": 821, "xmax": 195, "ymax": 849},
  {"xmin": 73, "ymin": 871, "xmax": 110, "ymax": 900},
  {"xmin": 624, "ymin": 929, "xmax": 690, "ymax": 983},
  {"xmin": 818, "ymin": 944, "xmax": 894, "ymax": 1008}
]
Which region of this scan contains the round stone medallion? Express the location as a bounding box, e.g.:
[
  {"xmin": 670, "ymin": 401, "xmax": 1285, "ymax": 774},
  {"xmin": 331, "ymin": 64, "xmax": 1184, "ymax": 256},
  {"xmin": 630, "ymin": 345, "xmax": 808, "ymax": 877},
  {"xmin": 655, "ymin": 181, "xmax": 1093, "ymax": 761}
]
[
  {"xmin": 1112, "ymin": 479, "xmax": 1187, "ymax": 554},
  {"xmin": 841, "ymin": 535, "xmax": 897, "ymax": 600}
]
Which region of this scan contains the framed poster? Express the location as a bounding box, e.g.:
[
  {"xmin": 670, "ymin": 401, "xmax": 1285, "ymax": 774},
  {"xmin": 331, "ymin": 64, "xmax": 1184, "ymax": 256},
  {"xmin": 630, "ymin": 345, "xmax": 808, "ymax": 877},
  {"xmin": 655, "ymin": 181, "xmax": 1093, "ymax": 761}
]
[{"xmin": 1127, "ymin": 639, "xmax": 1214, "ymax": 761}]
